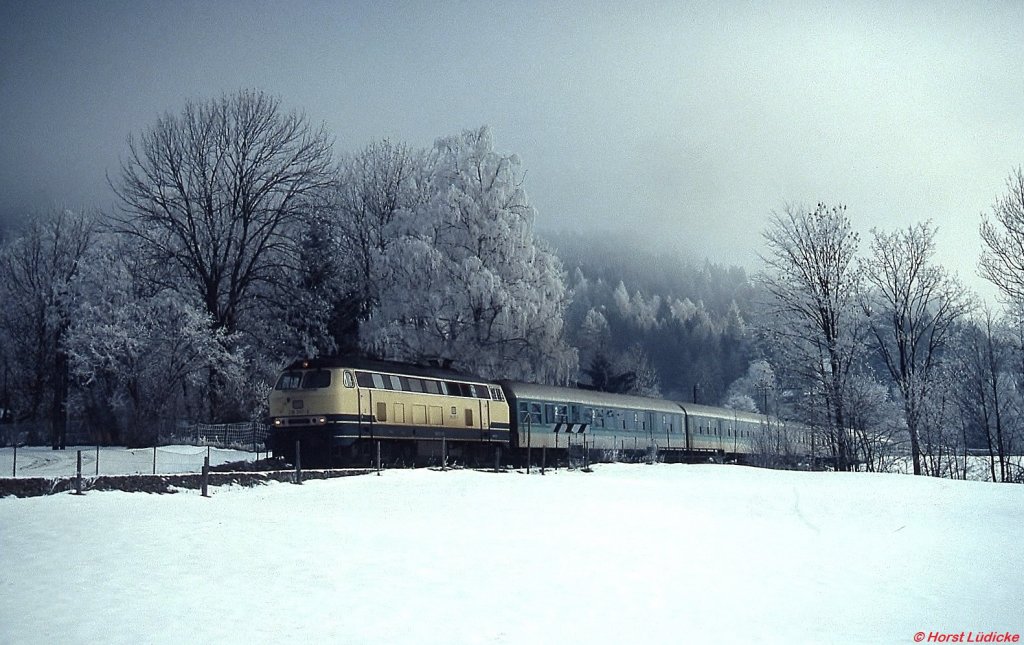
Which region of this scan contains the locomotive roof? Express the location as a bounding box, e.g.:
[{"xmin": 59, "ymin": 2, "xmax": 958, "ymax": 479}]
[
  {"xmin": 500, "ymin": 382, "xmax": 683, "ymax": 414},
  {"xmin": 282, "ymin": 357, "xmax": 498, "ymax": 384},
  {"xmin": 502, "ymin": 381, "xmax": 778, "ymax": 424}
]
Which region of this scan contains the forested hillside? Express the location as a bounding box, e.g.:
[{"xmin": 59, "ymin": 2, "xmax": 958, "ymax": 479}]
[{"xmin": 545, "ymin": 230, "xmax": 756, "ymax": 404}]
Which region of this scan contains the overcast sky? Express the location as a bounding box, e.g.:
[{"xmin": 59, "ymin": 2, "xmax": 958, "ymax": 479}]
[{"xmin": 2, "ymin": 1, "xmax": 1022, "ymax": 298}]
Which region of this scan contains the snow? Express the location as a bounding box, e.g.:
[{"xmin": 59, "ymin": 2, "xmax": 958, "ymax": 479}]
[{"xmin": 2, "ymin": 463, "xmax": 1022, "ymax": 644}]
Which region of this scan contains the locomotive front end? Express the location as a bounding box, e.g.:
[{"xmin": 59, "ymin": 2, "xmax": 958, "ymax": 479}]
[{"xmin": 267, "ymin": 361, "xmax": 353, "ymax": 465}]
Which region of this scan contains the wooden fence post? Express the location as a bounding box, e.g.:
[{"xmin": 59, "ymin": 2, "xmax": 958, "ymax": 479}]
[
  {"xmin": 75, "ymin": 450, "xmax": 83, "ymax": 495},
  {"xmin": 376, "ymin": 441, "xmax": 381, "ymax": 476},
  {"xmin": 294, "ymin": 440, "xmax": 302, "ymax": 484},
  {"xmin": 201, "ymin": 455, "xmax": 210, "ymax": 498}
]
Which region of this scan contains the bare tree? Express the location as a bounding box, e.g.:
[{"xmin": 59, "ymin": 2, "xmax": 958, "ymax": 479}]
[
  {"xmin": 952, "ymin": 311, "xmax": 1013, "ymax": 482},
  {"xmin": 111, "ymin": 90, "xmax": 333, "ymax": 418},
  {"xmin": 760, "ymin": 203, "xmax": 865, "ymax": 470},
  {"xmin": 111, "ymin": 89, "xmax": 334, "ymax": 336},
  {"xmin": 862, "ymin": 221, "xmax": 974, "ymax": 475}
]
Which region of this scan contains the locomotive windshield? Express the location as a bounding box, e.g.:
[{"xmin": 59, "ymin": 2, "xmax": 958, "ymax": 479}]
[{"xmin": 274, "ymin": 369, "xmax": 332, "ymax": 390}]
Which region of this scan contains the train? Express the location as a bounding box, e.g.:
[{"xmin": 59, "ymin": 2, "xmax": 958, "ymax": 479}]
[{"xmin": 267, "ymin": 357, "xmax": 817, "ymax": 467}]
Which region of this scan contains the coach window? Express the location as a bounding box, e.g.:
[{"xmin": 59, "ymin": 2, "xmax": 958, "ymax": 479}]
[
  {"xmin": 554, "ymin": 405, "xmax": 568, "ymax": 423},
  {"xmin": 343, "ymin": 371, "xmax": 355, "ymax": 388}
]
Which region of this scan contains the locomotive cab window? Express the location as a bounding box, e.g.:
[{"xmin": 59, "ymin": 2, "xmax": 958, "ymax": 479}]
[
  {"xmin": 301, "ymin": 370, "xmax": 331, "ymax": 389},
  {"xmin": 343, "ymin": 371, "xmax": 354, "ymax": 388},
  {"xmin": 275, "ymin": 372, "xmax": 303, "ymax": 390}
]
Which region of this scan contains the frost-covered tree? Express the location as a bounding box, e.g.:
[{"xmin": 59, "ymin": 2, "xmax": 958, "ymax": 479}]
[
  {"xmin": 360, "ymin": 127, "xmax": 576, "ymax": 382},
  {"xmin": 839, "ymin": 372, "xmax": 904, "ymax": 472},
  {"xmin": 65, "ymin": 236, "xmax": 243, "ymax": 445},
  {"xmin": 724, "ymin": 359, "xmax": 776, "ymax": 414},
  {"xmin": 0, "ymin": 210, "xmax": 95, "ymax": 448},
  {"xmin": 333, "ymin": 140, "xmax": 423, "ymax": 325},
  {"xmin": 980, "ymin": 167, "xmax": 1024, "ymax": 303},
  {"xmin": 760, "ymin": 203, "xmax": 865, "ymax": 470},
  {"xmin": 862, "ymin": 221, "xmax": 973, "ymax": 476}
]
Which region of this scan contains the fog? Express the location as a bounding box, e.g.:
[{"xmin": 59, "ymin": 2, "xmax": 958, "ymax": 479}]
[{"xmin": 2, "ymin": 1, "xmax": 1021, "ymax": 297}]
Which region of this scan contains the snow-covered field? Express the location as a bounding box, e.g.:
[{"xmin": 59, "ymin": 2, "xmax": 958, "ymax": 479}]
[{"xmin": 2, "ymin": 463, "xmax": 1022, "ymax": 644}]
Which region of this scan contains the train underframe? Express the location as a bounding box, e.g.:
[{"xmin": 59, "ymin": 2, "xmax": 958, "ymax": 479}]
[
  {"xmin": 269, "ymin": 425, "xmax": 771, "ymax": 469},
  {"xmin": 269, "ymin": 425, "xmax": 511, "ymax": 469}
]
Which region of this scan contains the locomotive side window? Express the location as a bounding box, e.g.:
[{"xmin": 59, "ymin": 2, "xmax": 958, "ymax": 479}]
[
  {"xmin": 425, "ymin": 380, "xmax": 440, "ymax": 395},
  {"xmin": 444, "ymin": 381, "xmax": 463, "ymax": 396},
  {"xmin": 343, "ymin": 371, "xmax": 354, "ymax": 388},
  {"xmin": 389, "ymin": 375, "xmax": 402, "ymax": 390},
  {"xmin": 371, "ymin": 373, "xmax": 386, "ymax": 389},
  {"xmin": 301, "ymin": 370, "xmax": 331, "ymax": 389},
  {"xmin": 275, "ymin": 372, "xmax": 303, "ymax": 390},
  {"xmin": 356, "ymin": 371, "xmax": 374, "ymax": 388}
]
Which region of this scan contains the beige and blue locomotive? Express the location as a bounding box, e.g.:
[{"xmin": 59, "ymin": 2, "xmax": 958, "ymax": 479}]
[
  {"xmin": 268, "ymin": 358, "xmax": 511, "ymax": 465},
  {"xmin": 268, "ymin": 358, "xmax": 814, "ymax": 465}
]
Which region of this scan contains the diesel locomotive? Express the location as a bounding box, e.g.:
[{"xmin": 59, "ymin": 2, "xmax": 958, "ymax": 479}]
[{"xmin": 267, "ymin": 357, "xmax": 814, "ymax": 466}]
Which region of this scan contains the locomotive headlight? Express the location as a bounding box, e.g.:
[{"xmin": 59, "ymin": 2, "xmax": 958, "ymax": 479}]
[
  {"xmin": 318, "ymin": 417, "xmax": 327, "ymax": 424},
  {"xmin": 273, "ymin": 418, "xmax": 282, "ymax": 426}
]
